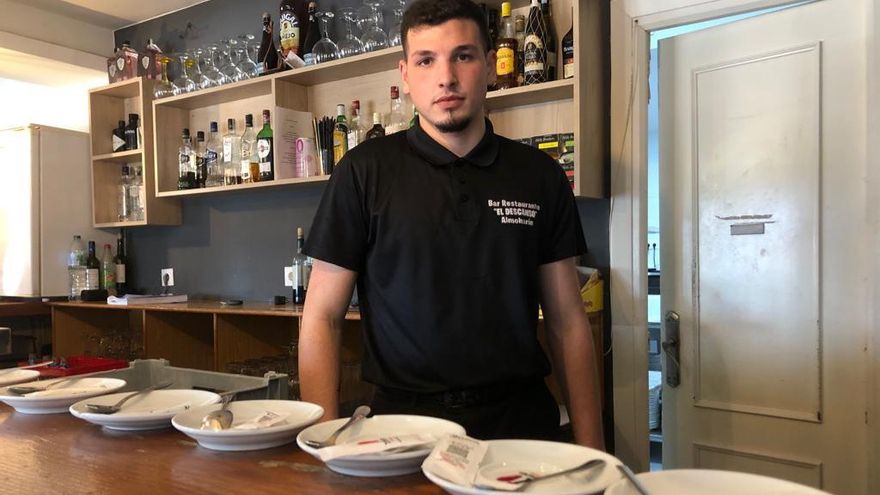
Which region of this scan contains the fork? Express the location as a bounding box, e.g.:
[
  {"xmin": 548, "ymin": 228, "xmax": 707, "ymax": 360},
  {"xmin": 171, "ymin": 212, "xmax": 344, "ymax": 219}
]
[
  {"xmin": 302, "ymin": 405, "xmax": 370, "ymax": 449},
  {"xmin": 473, "ymin": 458, "xmax": 606, "ymax": 491},
  {"xmin": 6, "ymin": 376, "xmax": 80, "ymax": 396},
  {"xmin": 84, "ymin": 381, "xmax": 173, "ymax": 414}
]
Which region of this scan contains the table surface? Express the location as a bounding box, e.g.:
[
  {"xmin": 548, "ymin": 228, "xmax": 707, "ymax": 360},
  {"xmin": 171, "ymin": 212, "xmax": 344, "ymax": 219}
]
[{"xmin": 0, "ymin": 404, "xmax": 443, "ymax": 495}]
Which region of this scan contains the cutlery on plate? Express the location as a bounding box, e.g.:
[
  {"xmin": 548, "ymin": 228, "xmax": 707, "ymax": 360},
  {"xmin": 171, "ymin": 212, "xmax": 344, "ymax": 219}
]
[
  {"xmin": 0, "ymin": 361, "xmax": 54, "ymax": 375},
  {"xmin": 7, "ymin": 376, "xmax": 81, "ymax": 396},
  {"xmin": 199, "ymin": 391, "xmax": 236, "ymax": 431},
  {"xmin": 617, "ymin": 464, "xmax": 652, "ymax": 495},
  {"xmin": 303, "ymin": 405, "xmax": 371, "ymax": 449},
  {"xmin": 473, "ymin": 458, "xmax": 606, "ymax": 491},
  {"xmin": 84, "ymin": 381, "xmax": 173, "ymax": 414}
]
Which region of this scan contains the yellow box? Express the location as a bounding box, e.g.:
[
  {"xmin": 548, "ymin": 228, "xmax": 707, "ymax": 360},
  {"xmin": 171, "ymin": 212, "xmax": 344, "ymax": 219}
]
[{"xmin": 581, "ymin": 279, "xmax": 604, "ymax": 312}]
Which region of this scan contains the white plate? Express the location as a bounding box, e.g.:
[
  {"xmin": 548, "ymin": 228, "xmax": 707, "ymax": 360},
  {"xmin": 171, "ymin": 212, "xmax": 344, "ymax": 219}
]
[
  {"xmin": 422, "ymin": 439, "xmax": 622, "ymax": 495},
  {"xmin": 604, "ymin": 469, "xmax": 831, "ymax": 495},
  {"xmin": 0, "ymin": 377, "xmax": 127, "ymax": 414},
  {"xmin": 0, "ymin": 369, "xmax": 40, "ymax": 387},
  {"xmin": 297, "ymin": 414, "xmax": 466, "ymax": 477},
  {"xmin": 172, "ymin": 399, "xmax": 324, "ymax": 451},
  {"xmin": 70, "ymin": 389, "xmax": 221, "ymax": 431}
]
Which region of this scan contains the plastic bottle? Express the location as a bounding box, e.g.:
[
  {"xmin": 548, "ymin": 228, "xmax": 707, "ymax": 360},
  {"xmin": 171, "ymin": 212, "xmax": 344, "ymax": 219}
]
[{"xmin": 67, "ymin": 235, "xmax": 87, "ymax": 300}]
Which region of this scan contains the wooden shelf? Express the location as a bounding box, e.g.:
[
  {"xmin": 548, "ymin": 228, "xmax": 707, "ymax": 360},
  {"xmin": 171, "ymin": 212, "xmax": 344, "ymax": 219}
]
[
  {"xmin": 93, "ymin": 220, "xmax": 148, "ymax": 228},
  {"xmin": 92, "ymin": 149, "xmax": 143, "ymax": 163},
  {"xmin": 276, "ymin": 46, "xmax": 403, "ymax": 86},
  {"xmin": 155, "ymin": 175, "xmax": 330, "ymax": 198},
  {"xmin": 486, "ymin": 79, "xmax": 575, "ymax": 110},
  {"xmin": 154, "ymin": 77, "xmax": 273, "ymax": 110},
  {"xmin": 51, "ymin": 300, "xmax": 361, "ymax": 319},
  {"xmin": 89, "ymin": 77, "xmax": 142, "ymax": 99}
]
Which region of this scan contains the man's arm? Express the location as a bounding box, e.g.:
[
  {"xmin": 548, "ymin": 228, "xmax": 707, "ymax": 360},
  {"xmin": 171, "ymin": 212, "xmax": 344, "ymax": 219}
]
[
  {"xmin": 299, "ymin": 259, "xmax": 359, "ymax": 422},
  {"xmin": 539, "ymin": 256, "xmax": 605, "ymax": 450}
]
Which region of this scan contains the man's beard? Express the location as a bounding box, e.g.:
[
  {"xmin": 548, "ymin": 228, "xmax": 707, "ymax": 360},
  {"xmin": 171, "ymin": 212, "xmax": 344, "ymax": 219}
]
[{"xmin": 434, "ymin": 113, "xmax": 472, "ymax": 134}]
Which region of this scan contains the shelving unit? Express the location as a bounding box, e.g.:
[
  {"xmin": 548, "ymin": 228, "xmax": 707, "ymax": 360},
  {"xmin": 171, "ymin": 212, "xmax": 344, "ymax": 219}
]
[
  {"xmin": 149, "ymin": 0, "xmax": 605, "ymax": 199},
  {"xmin": 88, "ymin": 78, "xmax": 181, "ymax": 227}
]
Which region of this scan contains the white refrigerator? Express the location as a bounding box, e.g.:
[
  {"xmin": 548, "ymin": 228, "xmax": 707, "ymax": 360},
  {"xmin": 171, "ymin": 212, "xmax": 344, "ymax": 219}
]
[{"xmin": 0, "ymin": 125, "xmax": 114, "ymax": 298}]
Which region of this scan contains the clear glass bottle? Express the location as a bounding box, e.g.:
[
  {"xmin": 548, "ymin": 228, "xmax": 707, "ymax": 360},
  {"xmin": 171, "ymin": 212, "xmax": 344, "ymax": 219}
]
[
  {"xmin": 222, "ymin": 118, "xmax": 242, "ymax": 185},
  {"xmin": 205, "ymin": 121, "xmax": 224, "ymax": 187},
  {"xmin": 333, "ymin": 104, "xmax": 348, "ymax": 165},
  {"xmin": 195, "ymin": 131, "xmax": 207, "ymax": 188},
  {"xmin": 118, "ymin": 164, "xmax": 131, "ymax": 221},
  {"xmin": 178, "ymin": 128, "xmax": 196, "ymax": 190},
  {"xmin": 241, "ymin": 114, "xmax": 259, "ymax": 183},
  {"xmin": 292, "ymin": 227, "xmax": 310, "ymax": 304},
  {"xmin": 128, "ymin": 164, "xmax": 145, "ymax": 220},
  {"xmin": 67, "ymin": 235, "xmax": 87, "ymax": 301},
  {"xmin": 257, "ymin": 109, "xmax": 275, "ymax": 181},
  {"xmin": 347, "ymin": 99, "xmax": 363, "ymax": 150},
  {"xmin": 101, "ymin": 243, "xmax": 116, "ymax": 295},
  {"xmin": 387, "ymin": 86, "xmax": 408, "ymax": 134}
]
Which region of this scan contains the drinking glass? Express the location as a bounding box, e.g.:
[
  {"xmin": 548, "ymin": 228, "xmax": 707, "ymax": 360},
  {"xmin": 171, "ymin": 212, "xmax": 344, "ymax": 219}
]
[
  {"xmin": 337, "ymin": 7, "xmax": 365, "ymax": 58},
  {"xmin": 153, "ymin": 55, "xmax": 175, "ymax": 98},
  {"xmin": 312, "ymin": 11, "xmax": 340, "ymax": 64},
  {"xmin": 237, "ymin": 34, "xmax": 260, "ymax": 78},
  {"xmin": 359, "ymin": 1, "xmax": 389, "ymax": 52},
  {"xmin": 172, "ymin": 53, "xmax": 197, "ymax": 95},
  {"xmin": 189, "ymin": 48, "xmax": 210, "ymax": 90},
  {"xmin": 388, "ymin": 1, "xmax": 405, "ymax": 47},
  {"xmin": 201, "ymin": 44, "xmax": 227, "ymax": 86},
  {"xmin": 219, "ymin": 39, "xmax": 246, "ymax": 83},
  {"xmin": 248, "ymin": 41, "xmax": 264, "ymax": 75}
]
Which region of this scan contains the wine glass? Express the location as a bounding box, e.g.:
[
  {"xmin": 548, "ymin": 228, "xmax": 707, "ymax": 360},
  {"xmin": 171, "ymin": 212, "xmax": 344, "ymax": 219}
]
[
  {"xmin": 359, "ymin": 1, "xmax": 389, "ymax": 52},
  {"xmin": 153, "ymin": 55, "xmax": 175, "ymax": 98},
  {"xmin": 237, "ymin": 34, "xmax": 260, "ymax": 78},
  {"xmin": 219, "ymin": 39, "xmax": 245, "ymax": 83},
  {"xmin": 337, "ymin": 7, "xmax": 365, "ymax": 58},
  {"xmin": 388, "ymin": 1, "xmax": 405, "ymax": 47},
  {"xmin": 189, "ymin": 48, "xmax": 210, "ymax": 90},
  {"xmin": 201, "ymin": 44, "xmax": 228, "ymax": 86},
  {"xmin": 248, "ymin": 41, "xmax": 264, "ymax": 75},
  {"xmin": 312, "ymin": 11, "xmax": 340, "ymax": 64},
  {"xmin": 172, "ymin": 53, "xmax": 197, "ymax": 95}
]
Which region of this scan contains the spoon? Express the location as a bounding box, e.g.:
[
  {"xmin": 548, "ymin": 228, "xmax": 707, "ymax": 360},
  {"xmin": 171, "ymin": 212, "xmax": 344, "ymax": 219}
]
[
  {"xmin": 84, "ymin": 381, "xmax": 173, "ymax": 414},
  {"xmin": 200, "ymin": 392, "xmax": 236, "ymax": 431},
  {"xmin": 303, "ymin": 405, "xmax": 371, "ymax": 449},
  {"xmin": 7, "ymin": 376, "xmax": 80, "ymax": 396},
  {"xmin": 473, "ymin": 458, "xmax": 606, "ymax": 491},
  {"xmin": 617, "ymin": 464, "xmax": 652, "ymax": 495}
]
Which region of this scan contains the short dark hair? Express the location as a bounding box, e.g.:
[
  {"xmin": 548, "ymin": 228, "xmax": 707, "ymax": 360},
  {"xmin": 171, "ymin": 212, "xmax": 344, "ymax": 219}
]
[{"xmin": 401, "ymin": 0, "xmax": 491, "ymax": 55}]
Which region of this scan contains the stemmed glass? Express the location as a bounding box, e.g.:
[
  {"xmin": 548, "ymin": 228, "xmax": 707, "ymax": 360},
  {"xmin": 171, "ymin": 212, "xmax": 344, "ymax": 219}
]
[
  {"xmin": 337, "ymin": 7, "xmax": 365, "ymax": 58},
  {"xmin": 202, "ymin": 44, "xmax": 228, "ymax": 86},
  {"xmin": 153, "ymin": 55, "xmax": 175, "ymax": 98},
  {"xmin": 388, "ymin": 1, "xmax": 405, "ymax": 47},
  {"xmin": 189, "ymin": 48, "xmax": 210, "ymax": 90},
  {"xmin": 237, "ymin": 34, "xmax": 260, "ymax": 78},
  {"xmin": 219, "ymin": 39, "xmax": 246, "ymax": 83},
  {"xmin": 359, "ymin": 1, "xmax": 389, "ymax": 52},
  {"xmin": 312, "ymin": 11, "xmax": 340, "ymax": 64},
  {"xmin": 248, "ymin": 41, "xmax": 264, "ymax": 75},
  {"xmin": 172, "ymin": 53, "xmax": 197, "ymax": 95}
]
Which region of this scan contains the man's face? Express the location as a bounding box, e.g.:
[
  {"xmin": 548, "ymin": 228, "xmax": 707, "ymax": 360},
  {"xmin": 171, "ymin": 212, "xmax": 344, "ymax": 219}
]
[{"xmin": 400, "ymin": 19, "xmax": 496, "ymax": 135}]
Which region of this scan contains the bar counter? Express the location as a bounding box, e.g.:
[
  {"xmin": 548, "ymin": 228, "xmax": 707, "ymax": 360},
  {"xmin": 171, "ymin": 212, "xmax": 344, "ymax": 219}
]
[{"xmin": 0, "ymin": 403, "xmax": 442, "ymax": 494}]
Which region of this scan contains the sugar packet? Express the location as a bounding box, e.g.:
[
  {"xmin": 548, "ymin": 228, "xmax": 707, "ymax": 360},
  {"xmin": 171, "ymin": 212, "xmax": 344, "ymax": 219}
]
[
  {"xmin": 317, "ymin": 433, "xmax": 437, "ymax": 461},
  {"xmin": 421, "ymin": 434, "xmax": 489, "ymax": 487},
  {"xmin": 232, "ymin": 411, "xmax": 290, "ymax": 430}
]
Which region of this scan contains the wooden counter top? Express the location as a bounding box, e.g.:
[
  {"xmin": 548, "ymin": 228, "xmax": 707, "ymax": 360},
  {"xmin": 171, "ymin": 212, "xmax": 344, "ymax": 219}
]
[
  {"xmin": 0, "ymin": 301, "xmax": 51, "ymax": 317},
  {"xmin": 51, "ymin": 300, "xmax": 362, "ymax": 320},
  {"xmin": 0, "ymin": 403, "xmax": 440, "ymax": 494}
]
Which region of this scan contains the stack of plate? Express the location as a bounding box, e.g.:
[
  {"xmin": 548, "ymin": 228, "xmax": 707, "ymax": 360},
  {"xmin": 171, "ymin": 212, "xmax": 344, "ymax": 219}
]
[{"xmin": 0, "ymin": 377, "xmax": 127, "ymax": 414}]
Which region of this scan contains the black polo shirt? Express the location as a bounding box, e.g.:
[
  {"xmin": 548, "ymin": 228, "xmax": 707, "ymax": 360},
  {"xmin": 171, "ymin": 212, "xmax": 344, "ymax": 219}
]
[{"xmin": 305, "ymin": 118, "xmax": 586, "ymax": 393}]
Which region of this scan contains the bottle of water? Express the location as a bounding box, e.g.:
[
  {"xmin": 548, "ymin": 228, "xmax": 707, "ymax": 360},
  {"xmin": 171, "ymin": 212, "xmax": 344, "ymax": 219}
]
[{"xmin": 67, "ymin": 235, "xmax": 87, "ymax": 300}]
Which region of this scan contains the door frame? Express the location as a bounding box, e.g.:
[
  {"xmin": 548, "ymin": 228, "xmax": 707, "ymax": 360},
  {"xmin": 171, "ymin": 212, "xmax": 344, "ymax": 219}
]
[{"xmin": 608, "ymin": 1, "xmax": 877, "ymax": 486}]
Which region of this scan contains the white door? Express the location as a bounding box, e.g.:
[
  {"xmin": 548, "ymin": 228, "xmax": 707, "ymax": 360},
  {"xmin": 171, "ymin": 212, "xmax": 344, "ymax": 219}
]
[{"xmin": 659, "ymin": 1, "xmax": 867, "ymax": 493}]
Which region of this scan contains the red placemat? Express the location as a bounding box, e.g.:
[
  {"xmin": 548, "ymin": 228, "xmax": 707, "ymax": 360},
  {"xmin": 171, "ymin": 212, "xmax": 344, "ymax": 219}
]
[{"xmin": 18, "ymin": 357, "xmax": 128, "ymax": 377}]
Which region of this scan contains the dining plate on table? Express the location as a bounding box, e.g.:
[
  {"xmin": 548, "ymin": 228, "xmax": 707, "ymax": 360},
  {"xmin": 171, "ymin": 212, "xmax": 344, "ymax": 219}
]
[
  {"xmin": 172, "ymin": 399, "xmax": 324, "ymax": 451},
  {"xmin": 0, "ymin": 377, "xmax": 127, "ymax": 414},
  {"xmin": 422, "ymin": 439, "xmax": 623, "ymax": 495},
  {"xmin": 604, "ymin": 469, "xmax": 831, "ymax": 495},
  {"xmin": 0, "ymin": 369, "xmax": 40, "ymax": 387},
  {"xmin": 297, "ymin": 414, "xmax": 466, "ymax": 477},
  {"xmin": 70, "ymin": 389, "xmax": 221, "ymax": 431}
]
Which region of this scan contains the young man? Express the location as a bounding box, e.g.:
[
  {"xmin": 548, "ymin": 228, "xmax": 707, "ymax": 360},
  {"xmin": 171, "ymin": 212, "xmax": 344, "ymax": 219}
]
[{"xmin": 300, "ymin": 0, "xmax": 603, "ymax": 449}]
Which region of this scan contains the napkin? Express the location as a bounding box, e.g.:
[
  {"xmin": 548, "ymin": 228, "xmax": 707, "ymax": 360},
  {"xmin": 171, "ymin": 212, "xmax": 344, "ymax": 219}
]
[
  {"xmin": 421, "ymin": 435, "xmax": 489, "ymax": 487},
  {"xmin": 318, "ymin": 433, "xmax": 438, "ymax": 462}
]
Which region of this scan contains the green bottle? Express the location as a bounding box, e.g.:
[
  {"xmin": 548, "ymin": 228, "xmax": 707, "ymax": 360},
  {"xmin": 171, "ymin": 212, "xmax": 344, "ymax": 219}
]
[{"xmin": 257, "ymin": 109, "xmax": 274, "ymax": 181}]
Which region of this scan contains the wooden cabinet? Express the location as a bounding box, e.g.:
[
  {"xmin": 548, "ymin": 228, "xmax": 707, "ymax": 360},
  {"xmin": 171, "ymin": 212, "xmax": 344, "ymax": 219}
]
[
  {"xmin": 148, "ymin": 0, "xmax": 606, "ymax": 199},
  {"xmin": 88, "ymin": 78, "xmax": 181, "ymax": 227}
]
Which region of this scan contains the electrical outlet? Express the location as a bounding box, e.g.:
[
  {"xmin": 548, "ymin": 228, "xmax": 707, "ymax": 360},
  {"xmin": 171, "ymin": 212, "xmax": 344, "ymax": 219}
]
[
  {"xmin": 284, "ymin": 266, "xmax": 293, "ymax": 287},
  {"xmin": 161, "ymin": 268, "xmax": 175, "ymax": 287}
]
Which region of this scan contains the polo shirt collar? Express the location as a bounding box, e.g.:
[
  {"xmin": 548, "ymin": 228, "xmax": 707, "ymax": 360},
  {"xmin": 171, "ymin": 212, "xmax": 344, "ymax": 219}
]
[{"xmin": 406, "ymin": 116, "xmax": 499, "ymax": 168}]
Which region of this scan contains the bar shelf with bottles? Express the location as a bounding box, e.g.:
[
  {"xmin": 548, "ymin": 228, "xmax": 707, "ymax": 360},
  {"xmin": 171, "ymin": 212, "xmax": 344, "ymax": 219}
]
[
  {"xmin": 89, "ymin": 77, "xmax": 182, "ymax": 227},
  {"xmin": 148, "ymin": 0, "xmax": 604, "ymax": 199}
]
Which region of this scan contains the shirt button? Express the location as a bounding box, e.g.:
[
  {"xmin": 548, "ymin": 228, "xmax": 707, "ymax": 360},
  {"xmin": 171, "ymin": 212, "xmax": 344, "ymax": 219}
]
[{"xmin": 459, "ymin": 193, "xmax": 469, "ymax": 203}]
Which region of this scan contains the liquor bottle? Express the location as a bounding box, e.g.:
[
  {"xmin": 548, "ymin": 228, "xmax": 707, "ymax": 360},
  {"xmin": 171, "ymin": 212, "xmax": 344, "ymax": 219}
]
[
  {"xmin": 241, "ymin": 114, "xmax": 259, "ymax": 183},
  {"xmin": 365, "ymin": 112, "xmax": 385, "ymax": 140},
  {"xmin": 107, "ymin": 45, "xmax": 122, "ymax": 83},
  {"xmin": 562, "ymin": 10, "xmax": 574, "ymax": 79},
  {"xmin": 302, "ymin": 2, "xmax": 320, "ymax": 65},
  {"xmin": 259, "ymin": 13, "xmax": 280, "ymax": 72},
  {"xmin": 195, "ymin": 131, "xmax": 207, "ymax": 188},
  {"xmin": 128, "ymin": 164, "xmax": 145, "ymax": 220},
  {"xmin": 125, "ymin": 113, "xmax": 140, "ymax": 150},
  {"xmin": 410, "ymin": 108, "xmax": 419, "ymax": 129},
  {"xmin": 112, "ymin": 120, "xmax": 127, "ymax": 152},
  {"xmin": 524, "ymin": 0, "xmax": 547, "ymax": 85},
  {"xmin": 515, "ymin": 15, "xmax": 526, "ymax": 86},
  {"xmin": 292, "ymin": 227, "xmax": 309, "ymax": 304},
  {"xmin": 101, "ymin": 243, "xmax": 116, "ymax": 295},
  {"xmin": 387, "ymin": 86, "xmax": 408, "ymax": 134},
  {"xmin": 205, "ymin": 121, "xmax": 224, "ymax": 187},
  {"xmin": 115, "ymin": 230, "xmax": 127, "ymax": 297},
  {"xmin": 541, "ymin": 0, "xmax": 558, "ymax": 80},
  {"xmin": 257, "ymin": 109, "xmax": 275, "ymax": 181},
  {"xmin": 140, "ymin": 38, "xmax": 162, "ymax": 80},
  {"xmin": 279, "ymin": 0, "xmax": 301, "ymax": 63},
  {"xmin": 119, "ymin": 41, "xmax": 139, "ymax": 80},
  {"xmin": 495, "ymin": 2, "xmax": 518, "ymax": 90},
  {"xmin": 178, "ymin": 128, "xmax": 196, "ymax": 190},
  {"xmin": 85, "ymin": 241, "xmax": 100, "ymax": 291},
  {"xmin": 332, "ymin": 104, "xmax": 349, "ymax": 165},
  {"xmin": 118, "ymin": 164, "xmax": 131, "ymax": 221},
  {"xmin": 347, "ymin": 100, "xmax": 363, "ymax": 150},
  {"xmin": 67, "ymin": 235, "xmax": 87, "ymax": 301},
  {"xmin": 222, "ymin": 118, "xmax": 242, "ymax": 185}
]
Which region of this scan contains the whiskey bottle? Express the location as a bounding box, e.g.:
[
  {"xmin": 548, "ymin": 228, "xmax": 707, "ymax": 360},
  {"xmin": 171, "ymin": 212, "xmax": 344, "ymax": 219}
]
[{"xmin": 495, "ymin": 2, "xmax": 518, "ymax": 90}]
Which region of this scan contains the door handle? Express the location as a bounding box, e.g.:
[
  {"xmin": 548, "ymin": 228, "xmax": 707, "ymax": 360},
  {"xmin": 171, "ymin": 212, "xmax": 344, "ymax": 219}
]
[{"xmin": 663, "ymin": 311, "xmax": 681, "ymax": 388}]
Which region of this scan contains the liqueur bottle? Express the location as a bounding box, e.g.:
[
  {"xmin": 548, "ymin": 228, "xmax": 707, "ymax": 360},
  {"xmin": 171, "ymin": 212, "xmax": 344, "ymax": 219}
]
[
  {"xmin": 387, "ymin": 86, "xmax": 408, "ymax": 134},
  {"xmin": 302, "ymin": 2, "xmax": 320, "ymax": 64},
  {"xmin": 541, "ymin": 0, "xmax": 558, "ymax": 80},
  {"xmin": 101, "ymin": 243, "xmax": 116, "ymax": 295},
  {"xmin": 257, "ymin": 109, "xmax": 275, "ymax": 181},
  {"xmin": 223, "ymin": 118, "xmax": 242, "ymax": 185},
  {"xmin": 178, "ymin": 128, "xmax": 196, "ymax": 190},
  {"xmin": 365, "ymin": 112, "xmax": 385, "ymax": 140},
  {"xmin": 347, "ymin": 100, "xmax": 363, "ymax": 149},
  {"xmin": 195, "ymin": 131, "xmax": 207, "ymax": 188},
  {"xmin": 279, "ymin": 0, "xmax": 301, "ymax": 63},
  {"xmin": 523, "ymin": 0, "xmax": 547, "ymax": 85},
  {"xmin": 494, "ymin": 2, "xmax": 518, "ymax": 90},
  {"xmin": 205, "ymin": 121, "xmax": 224, "ymax": 187},
  {"xmin": 292, "ymin": 227, "xmax": 309, "ymax": 304},
  {"xmin": 332, "ymin": 104, "xmax": 349, "ymax": 165},
  {"xmin": 85, "ymin": 241, "xmax": 100, "ymax": 291},
  {"xmin": 112, "ymin": 120, "xmax": 127, "ymax": 152},
  {"xmin": 241, "ymin": 114, "xmax": 259, "ymax": 183},
  {"xmin": 115, "ymin": 230, "xmax": 127, "ymax": 296},
  {"xmin": 562, "ymin": 12, "xmax": 574, "ymax": 79},
  {"xmin": 258, "ymin": 13, "xmax": 280, "ymax": 71},
  {"xmin": 124, "ymin": 113, "xmax": 140, "ymax": 150},
  {"xmin": 515, "ymin": 15, "xmax": 526, "ymax": 86}
]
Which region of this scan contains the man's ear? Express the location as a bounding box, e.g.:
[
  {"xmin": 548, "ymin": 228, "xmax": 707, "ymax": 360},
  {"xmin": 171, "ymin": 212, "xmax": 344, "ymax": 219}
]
[
  {"xmin": 399, "ymin": 58, "xmax": 410, "ymax": 95},
  {"xmin": 486, "ymin": 49, "xmax": 498, "ymax": 85}
]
